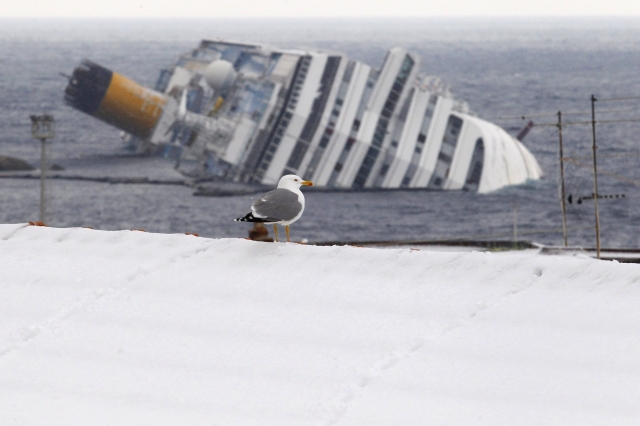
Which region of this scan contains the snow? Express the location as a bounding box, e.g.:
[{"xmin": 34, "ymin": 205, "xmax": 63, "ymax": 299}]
[{"xmin": 1, "ymin": 223, "xmax": 639, "ymax": 425}]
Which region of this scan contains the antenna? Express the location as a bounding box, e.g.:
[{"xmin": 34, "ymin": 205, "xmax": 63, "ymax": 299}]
[
  {"xmin": 557, "ymin": 111, "xmax": 568, "ymax": 247},
  {"xmin": 30, "ymin": 114, "xmax": 55, "ymax": 224},
  {"xmin": 590, "ymin": 95, "xmax": 601, "ymax": 259}
]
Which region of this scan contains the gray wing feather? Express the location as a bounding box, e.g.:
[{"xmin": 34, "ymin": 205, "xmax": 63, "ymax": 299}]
[{"xmin": 252, "ymin": 188, "xmax": 302, "ymax": 221}]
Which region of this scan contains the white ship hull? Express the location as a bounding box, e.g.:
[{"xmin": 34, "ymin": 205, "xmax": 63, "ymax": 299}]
[{"xmin": 65, "ymin": 40, "xmax": 542, "ymax": 193}]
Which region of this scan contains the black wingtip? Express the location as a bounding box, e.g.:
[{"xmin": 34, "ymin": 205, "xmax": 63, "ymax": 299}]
[
  {"xmin": 234, "ymin": 212, "xmax": 281, "ymax": 223},
  {"xmin": 235, "ymin": 212, "xmax": 263, "ymax": 222}
]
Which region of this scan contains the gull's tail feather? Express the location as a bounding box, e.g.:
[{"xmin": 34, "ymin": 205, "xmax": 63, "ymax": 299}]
[
  {"xmin": 235, "ymin": 212, "xmax": 265, "ymax": 223},
  {"xmin": 235, "ymin": 212, "xmax": 260, "ymax": 222},
  {"xmin": 235, "ymin": 212, "xmax": 279, "ymax": 223}
]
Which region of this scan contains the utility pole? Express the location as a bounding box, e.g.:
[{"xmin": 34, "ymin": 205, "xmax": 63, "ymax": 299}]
[
  {"xmin": 557, "ymin": 111, "xmax": 568, "ymax": 247},
  {"xmin": 29, "ymin": 114, "xmax": 55, "ymax": 224},
  {"xmin": 513, "ymin": 203, "xmax": 518, "ymax": 247},
  {"xmin": 590, "ymin": 95, "xmax": 601, "ymax": 259}
]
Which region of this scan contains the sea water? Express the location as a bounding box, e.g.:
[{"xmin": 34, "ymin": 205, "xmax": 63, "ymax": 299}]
[{"xmin": 1, "ymin": 17, "xmax": 640, "ymax": 247}]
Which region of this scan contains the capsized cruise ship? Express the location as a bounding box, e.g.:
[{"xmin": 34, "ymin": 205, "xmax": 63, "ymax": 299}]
[{"xmin": 64, "ymin": 40, "xmax": 542, "ymax": 193}]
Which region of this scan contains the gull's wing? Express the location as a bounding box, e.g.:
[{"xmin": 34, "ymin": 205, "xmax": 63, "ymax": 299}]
[{"xmin": 251, "ymin": 188, "xmax": 302, "ymax": 222}]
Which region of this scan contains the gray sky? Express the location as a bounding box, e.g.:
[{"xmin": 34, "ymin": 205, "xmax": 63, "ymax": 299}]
[{"xmin": 4, "ymin": 0, "xmax": 640, "ymax": 18}]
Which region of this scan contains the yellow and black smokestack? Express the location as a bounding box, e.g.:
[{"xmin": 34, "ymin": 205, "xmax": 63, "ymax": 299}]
[{"xmin": 64, "ymin": 60, "xmax": 167, "ymax": 139}]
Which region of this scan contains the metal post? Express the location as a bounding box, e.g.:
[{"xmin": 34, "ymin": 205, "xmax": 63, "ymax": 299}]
[
  {"xmin": 513, "ymin": 203, "xmax": 518, "ymax": 247},
  {"xmin": 30, "ymin": 114, "xmax": 54, "ymax": 225},
  {"xmin": 557, "ymin": 111, "xmax": 568, "ymax": 246},
  {"xmin": 590, "ymin": 95, "xmax": 601, "ymax": 259},
  {"xmin": 39, "ymin": 138, "xmax": 47, "ymax": 223}
]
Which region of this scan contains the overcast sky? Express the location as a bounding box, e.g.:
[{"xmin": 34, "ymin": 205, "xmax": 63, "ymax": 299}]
[{"xmin": 4, "ymin": 0, "xmax": 640, "ymax": 18}]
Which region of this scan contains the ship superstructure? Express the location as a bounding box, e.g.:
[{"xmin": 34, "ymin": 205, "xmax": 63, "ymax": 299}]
[{"xmin": 65, "ymin": 40, "xmax": 542, "ymax": 193}]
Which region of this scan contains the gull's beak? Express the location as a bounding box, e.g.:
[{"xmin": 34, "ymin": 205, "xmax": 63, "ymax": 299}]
[{"xmin": 301, "ymin": 180, "xmax": 313, "ymax": 186}]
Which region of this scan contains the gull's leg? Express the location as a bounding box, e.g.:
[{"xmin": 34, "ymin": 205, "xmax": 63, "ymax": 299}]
[
  {"xmin": 286, "ymin": 225, "xmax": 290, "ymax": 242},
  {"xmin": 273, "ymin": 224, "xmax": 278, "ymax": 242}
]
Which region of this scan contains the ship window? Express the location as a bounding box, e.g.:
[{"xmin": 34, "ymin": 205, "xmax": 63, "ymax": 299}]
[
  {"xmin": 438, "ymin": 152, "xmax": 451, "ymax": 162},
  {"xmin": 418, "ymin": 133, "xmax": 426, "ymax": 143},
  {"xmin": 304, "ymin": 148, "xmax": 324, "ymax": 180},
  {"xmin": 336, "ymin": 98, "xmax": 343, "ymax": 106},
  {"xmin": 343, "ymin": 60, "xmax": 356, "ymax": 81},
  {"xmin": 330, "ymin": 138, "xmax": 354, "ymax": 182},
  {"xmin": 463, "ymin": 138, "xmax": 484, "ymax": 191},
  {"xmin": 345, "ymin": 137, "xmax": 355, "ymax": 150},
  {"xmin": 155, "ymin": 69, "xmax": 172, "ymax": 92},
  {"xmin": 319, "ymin": 135, "xmax": 330, "ymax": 148},
  {"xmin": 391, "ymin": 140, "xmax": 398, "ymax": 148},
  {"xmin": 353, "ymin": 148, "xmax": 377, "ymax": 187},
  {"xmin": 362, "ymin": 152, "xmax": 376, "ymax": 167},
  {"xmin": 285, "ymin": 141, "xmax": 308, "ymax": 171}
]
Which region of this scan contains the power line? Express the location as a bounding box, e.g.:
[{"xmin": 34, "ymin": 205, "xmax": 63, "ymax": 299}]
[
  {"xmin": 596, "ymin": 96, "xmax": 640, "ymax": 102},
  {"xmin": 534, "ymin": 117, "xmax": 640, "ymax": 127},
  {"xmin": 487, "ymin": 107, "xmax": 640, "ymax": 121},
  {"xmin": 565, "ymin": 158, "xmax": 640, "ymax": 188},
  {"xmin": 565, "ymin": 152, "xmax": 640, "ymax": 161}
]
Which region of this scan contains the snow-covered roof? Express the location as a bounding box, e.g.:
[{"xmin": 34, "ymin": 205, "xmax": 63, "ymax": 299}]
[{"xmin": 1, "ymin": 223, "xmax": 638, "ymax": 424}]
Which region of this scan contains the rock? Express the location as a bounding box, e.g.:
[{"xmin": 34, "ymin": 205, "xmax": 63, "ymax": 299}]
[{"xmin": 0, "ymin": 156, "xmax": 35, "ymax": 171}]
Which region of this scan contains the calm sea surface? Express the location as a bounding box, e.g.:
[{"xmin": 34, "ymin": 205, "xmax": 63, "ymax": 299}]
[{"xmin": 2, "ymin": 18, "xmax": 640, "ymax": 246}]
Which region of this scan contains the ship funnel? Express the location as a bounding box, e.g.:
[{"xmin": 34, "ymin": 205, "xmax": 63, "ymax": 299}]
[
  {"xmin": 64, "ymin": 60, "xmax": 168, "ymax": 140},
  {"xmin": 204, "ymin": 60, "xmax": 237, "ymax": 91}
]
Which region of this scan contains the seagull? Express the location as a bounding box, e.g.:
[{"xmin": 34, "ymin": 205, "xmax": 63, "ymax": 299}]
[{"xmin": 235, "ymin": 175, "xmax": 313, "ymax": 242}]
